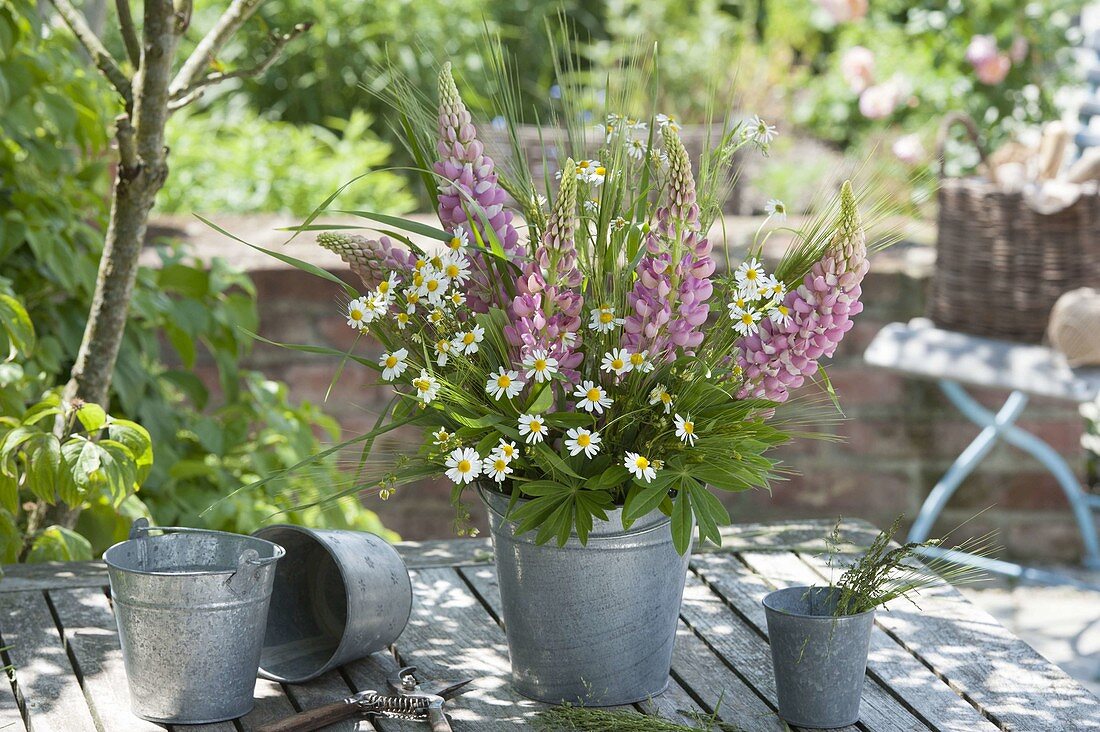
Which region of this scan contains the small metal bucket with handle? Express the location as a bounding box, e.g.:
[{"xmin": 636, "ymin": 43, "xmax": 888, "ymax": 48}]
[{"xmin": 104, "ymin": 519, "xmax": 285, "ymax": 724}]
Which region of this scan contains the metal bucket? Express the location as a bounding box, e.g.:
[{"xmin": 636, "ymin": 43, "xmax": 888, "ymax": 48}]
[
  {"xmin": 252, "ymin": 525, "xmax": 413, "ymax": 683},
  {"xmin": 481, "ymin": 486, "xmax": 692, "ymax": 705},
  {"xmin": 762, "ymin": 586, "xmax": 875, "ymax": 729},
  {"xmin": 104, "ymin": 519, "xmax": 284, "ymax": 724}
]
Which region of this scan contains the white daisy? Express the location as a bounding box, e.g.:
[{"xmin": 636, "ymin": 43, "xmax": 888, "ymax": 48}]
[
  {"xmin": 731, "ymin": 306, "xmax": 762, "ymax": 336},
  {"xmin": 588, "ymin": 305, "xmax": 624, "ymax": 333},
  {"xmin": 648, "ymin": 384, "xmax": 674, "ymax": 414},
  {"xmin": 447, "ymin": 227, "xmax": 469, "ymax": 252},
  {"xmin": 628, "ymin": 349, "xmax": 655, "ymax": 373},
  {"xmin": 482, "ymin": 454, "xmax": 513, "ymax": 483},
  {"xmin": 601, "ymin": 348, "xmax": 633, "ymax": 376},
  {"xmin": 626, "ymin": 138, "xmax": 647, "ymax": 161},
  {"xmin": 428, "ymin": 308, "xmax": 445, "ymax": 325},
  {"xmin": 432, "ymin": 428, "xmax": 451, "ymax": 445},
  {"xmin": 395, "ymin": 311, "xmax": 411, "ymax": 330},
  {"xmin": 364, "ymin": 291, "xmax": 389, "ymax": 319},
  {"xmin": 674, "ymin": 414, "xmax": 698, "ymax": 446},
  {"xmin": 762, "ymin": 277, "xmax": 786, "ymax": 303},
  {"xmin": 564, "ymin": 427, "xmax": 601, "ymax": 458},
  {"xmin": 439, "ymin": 251, "xmax": 471, "ymax": 285},
  {"xmin": 434, "ymin": 338, "xmax": 452, "ymax": 367},
  {"xmin": 624, "ymin": 451, "xmax": 658, "ymax": 483},
  {"xmin": 518, "ymin": 413, "xmax": 547, "ymax": 444},
  {"xmin": 735, "ymin": 258, "xmax": 766, "ymax": 293},
  {"xmin": 769, "ymin": 303, "xmax": 794, "ymax": 328},
  {"xmin": 449, "ymin": 291, "xmax": 465, "ymax": 308},
  {"xmin": 416, "ymin": 267, "xmax": 451, "ymax": 306},
  {"xmin": 486, "ymin": 368, "xmax": 524, "ymax": 400},
  {"xmin": 412, "ymin": 369, "xmax": 441, "ymax": 404},
  {"xmin": 452, "ymin": 325, "xmax": 485, "ymax": 355},
  {"xmin": 379, "ymin": 348, "xmax": 409, "ymax": 381},
  {"xmin": 444, "ymin": 447, "xmax": 482, "ymax": 485},
  {"xmin": 655, "ymin": 113, "xmax": 681, "ymax": 133},
  {"xmin": 491, "ymin": 439, "xmax": 520, "ymax": 462},
  {"xmin": 403, "ymin": 289, "xmax": 421, "ymax": 313},
  {"xmin": 576, "ymin": 159, "xmax": 607, "ymax": 186},
  {"xmin": 573, "ymin": 380, "xmax": 613, "ymax": 414},
  {"xmin": 583, "ymin": 198, "xmax": 599, "ymax": 214},
  {"xmin": 346, "ymin": 297, "xmax": 370, "ymax": 330},
  {"xmin": 376, "ymin": 273, "xmax": 400, "ymax": 301},
  {"xmin": 522, "ymin": 349, "xmax": 559, "ymax": 383},
  {"xmin": 764, "ymin": 198, "xmax": 787, "ymax": 221},
  {"xmin": 745, "ymin": 114, "xmax": 778, "ymax": 145}
]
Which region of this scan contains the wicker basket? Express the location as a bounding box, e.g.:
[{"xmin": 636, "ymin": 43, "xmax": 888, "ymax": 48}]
[{"xmin": 928, "ymin": 113, "xmax": 1100, "ymax": 343}]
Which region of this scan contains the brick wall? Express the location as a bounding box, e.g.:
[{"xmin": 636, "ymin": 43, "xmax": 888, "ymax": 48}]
[{"xmin": 160, "ymin": 215, "xmax": 1090, "ymax": 563}]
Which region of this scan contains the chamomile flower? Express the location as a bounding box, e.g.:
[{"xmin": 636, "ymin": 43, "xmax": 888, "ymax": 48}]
[
  {"xmin": 626, "ymin": 138, "xmax": 647, "ymax": 161},
  {"xmin": 588, "ymin": 305, "xmax": 624, "ymax": 333},
  {"xmin": 764, "ymin": 198, "xmax": 787, "ymax": 222},
  {"xmin": 763, "ymin": 277, "xmax": 786, "ymax": 302},
  {"xmin": 522, "ymin": 349, "xmax": 559, "ymax": 383},
  {"xmin": 745, "ymin": 114, "xmax": 778, "ymax": 145},
  {"xmin": 583, "ymin": 198, "xmax": 599, "ymax": 214},
  {"xmin": 573, "ymin": 380, "xmax": 613, "ymax": 414},
  {"xmin": 655, "ymin": 113, "xmax": 681, "ymax": 133},
  {"xmin": 376, "ymin": 273, "xmax": 400, "ymax": 301},
  {"xmin": 611, "ymin": 216, "xmax": 628, "ymax": 232},
  {"xmin": 449, "ymin": 292, "xmax": 465, "ymax": 308},
  {"xmin": 416, "ymin": 268, "xmax": 451, "ymax": 306},
  {"xmin": 434, "ymin": 338, "xmax": 452, "ymax": 366},
  {"xmin": 428, "ymin": 308, "xmax": 445, "ymax": 325},
  {"xmin": 432, "ymin": 428, "xmax": 451, "ymax": 445},
  {"xmin": 452, "ymin": 325, "xmax": 485, "ymax": 355},
  {"xmin": 403, "ymin": 289, "xmax": 421, "ymax": 313},
  {"xmin": 735, "ymin": 258, "xmax": 766, "ymax": 293},
  {"xmin": 486, "ymin": 368, "xmax": 524, "ymax": 400},
  {"xmin": 517, "ymin": 413, "xmax": 547, "ymax": 444},
  {"xmin": 482, "ymin": 455, "xmax": 513, "ymax": 483},
  {"xmin": 444, "ymin": 447, "xmax": 482, "ymax": 485},
  {"xmin": 648, "ymin": 384, "xmax": 674, "ymax": 414},
  {"xmin": 601, "ymin": 348, "xmax": 633, "ymax": 376},
  {"xmin": 624, "ymin": 452, "xmax": 658, "ymax": 483},
  {"xmin": 564, "ymin": 427, "xmax": 601, "ymax": 458},
  {"xmin": 447, "ymin": 227, "xmax": 469, "ymax": 251},
  {"xmin": 575, "ymin": 159, "xmax": 607, "ymax": 186},
  {"xmin": 769, "ymin": 303, "xmax": 794, "ymax": 328},
  {"xmin": 346, "ymin": 297, "xmax": 370, "ymax": 330},
  {"xmin": 439, "ymin": 251, "xmax": 471, "ymax": 285},
  {"xmin": 412, "ymin": 370, "xmax": 441, "ymax": 405},
  {"xmin": 395, "ymin": 312, "xmax": 411, "ymax": 330},
  {"xmin": 674, "ymin": 414, "xmax": 698, "ymax": 446},
  {"xmin": 629, "ymin": 349, "xmax": 655, "ymax": 373},
  {"xmin": 492, "ymin": 440, "xmax": 520, "ymax": 462},
  {"xmin": 731, "ymin": 306, "xmax": 762, "ymax": 336},
  {"xmin": 379, "ymin": 348, "xmax": 409, "ymax": 381}
]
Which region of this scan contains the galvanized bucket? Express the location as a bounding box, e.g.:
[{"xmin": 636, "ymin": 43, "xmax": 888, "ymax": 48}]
[
  {"xmin": 481, "ymin": 486, "xmax": 692, "ymax": 705},
  {"xmin": 104, "ymin": 519, "xmax": 284, "ymax": 724},
  {"xmin": 253, "ymin": 525, "xmax": 413, "ymax": 683},
  {"xmin": 762, "ymin": 585, "xmax": 875, "ymax": 729}
]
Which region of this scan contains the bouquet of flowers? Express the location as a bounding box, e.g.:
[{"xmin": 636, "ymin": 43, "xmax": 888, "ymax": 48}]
[{"xmin": 255, "ymin": 59, "xmax": 875, "ymax": 555}]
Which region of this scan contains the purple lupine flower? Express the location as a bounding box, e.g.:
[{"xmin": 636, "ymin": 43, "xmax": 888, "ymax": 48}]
[
  {"xmin": 736, "ymin": 181, "xmax": 868, "ymax": 402},
  {"xmin": 624, "ymin": 127, "xmax": 714, "ymax": 356},
  {"xmin": 317, "ymin": 232, "xmax": 416, "ymax": 290},
  {"xmin": 434, "ymin": 62, "xmax": 521, "ymax": 312},
  {"xmin": 505, "ymin": 159, "xmax": 584, "ymax": 373}
]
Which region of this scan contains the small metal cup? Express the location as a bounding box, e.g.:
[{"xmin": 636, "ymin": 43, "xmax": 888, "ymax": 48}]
[{"xmin": 253, "ymin": 525, "xmax": 413, "ymax": 683}]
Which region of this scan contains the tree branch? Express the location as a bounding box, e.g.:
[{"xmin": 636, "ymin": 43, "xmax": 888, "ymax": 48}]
[
  {"xmin": 49, "ymin": 0, "xmax": 133, "ymax": 108},
  {"xmin": 115, "ymin": 114, "xmax": 137, "ymax": 170},
  {"xmin": 169, "ymin": 23, "xmax": 310, "ymax": 104},
  {"xmin": 169, "ymin": 0, "xmax": 265, "ymax": 97},
  {"xmin": 115, "ymin": 0, "xmax": 141, "ymax": 69}
]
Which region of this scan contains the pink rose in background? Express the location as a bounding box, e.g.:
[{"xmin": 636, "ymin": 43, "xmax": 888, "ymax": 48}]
[
  {"xmin": 1010, "ymin": 36, "xmax": 1029, "ymax": 63},
  {"xmin": 892, "ymin": 134, "xmax": 925, "ymax": 165},
  {"xmin": 966, "ymin": 34, "xmax": 1012, "ymax": 85},
  {"xmin": 965, "ymin": 35, "xmax": 999, "ymax": 67},
  {"xmin": 975, "ymin": 54, "xmax": 1011, "ymax": 84},
  {"xmin": 858, "ymin": 81, "xmax": 900, "ymax": 120},
  {"xmin": 817, "ymin": 0, "xmax": 868, "ymax": 24},
  {"xmin": 840, "ymin": 46, "xmax": 876, "ymax": 93}
]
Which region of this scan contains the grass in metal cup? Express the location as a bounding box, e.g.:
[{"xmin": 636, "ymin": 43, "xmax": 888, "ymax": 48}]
[
  {"xmin": 762, "ymin": 585, "xmax": 875, "ymax": 729},
  {"xmin": 104, "ymin": 521, "xmax": 284, "ymax": 724},
  {"xmin": 253, "ymin": 525, "xmax": 413, "ymax": 683}
]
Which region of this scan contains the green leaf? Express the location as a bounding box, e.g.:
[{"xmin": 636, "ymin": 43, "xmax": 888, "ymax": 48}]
[
  {"xmin": 0, "ymin": 473, "xmax": 17, "ymax": 515},
  {"xmin": 687, "ymin": 482, "xmax": 728, "ymax": 546},
  {"xmin": 0, "ymin": 425, "xmax": 36, "ymax": 476},
  {"xmin": 164, "ymin": 322, "xmax": 196, "ymax": 369},
  {"xmin": 527, "ymin": 383, "xmax": 555, "ymax": 414},
  {"xmin": 26, "ymin": 525, "xmax": 92, "ymax": 562},
  {"xmin": 516, "ymin": 479, "xmax": 570, "ymax": 496},
  {"xmin": 544, "ymin": 412, "xmax": 593, "ymax": 428},
  {"xmin": 0, "ymin": 508, "xmax": 19, "ymax": 563},
  {"xmin": 74, "ymin": 403, "xmax": 107, "ymax": 433},
  {"xmin": 335, "ymin": 209, "xmax": 450, "ymax": 242},
  {"xmin": 107, "ymin": 419, "xmax": 153, "ymax": 484},
  {"xmin": 671, "ymin": 489, "xmax": 694, "ymax": 555},
  {"xmin": 530, "ymin": 443, "xmax": 583, "ymax": 481},
  {"xmin": 0, "ymin": 293, "xmax": 34, "ymax": 361},
  {"xmin": 594, "ymin": 465, "xmax": 629, "ymax": 489},
  {"xmin": 24, "ymin": 433, "xmax": 60, "ymax": 504},
  {"xmin": 622, "ymin": 481, "xmax": 670, "ymax": 523},
  {"xmin": 22, "ymin": 393, "xmax": 62, "ymax": 426},
  {"xmin": 241, "ymin": 330, "xmax": 381, "ymax": 371},
  {"xmin": 74, "ymin": 438, "xmax": 102, "ymax": 490}
]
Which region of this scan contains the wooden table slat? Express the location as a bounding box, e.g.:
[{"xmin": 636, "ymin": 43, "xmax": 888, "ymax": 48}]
[{"xmin": 0, "ymin": 590, "xmax": 98, "ymax": 732}]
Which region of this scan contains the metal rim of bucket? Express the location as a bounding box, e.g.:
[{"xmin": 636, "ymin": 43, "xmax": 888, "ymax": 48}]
[
  {"xmin": 104, "ymin": 524, "xmax": 285, "ymax": 577},
  {"xmin": 479, "ymin": 484, "xmax": 671, "ymax": 541},
  {"xmin": 253, "ymin": 524, "xmax": 414, "ymax": 683},
  {"xmin": 762, "ymin": 585, "xmax": 876, "ymax": 621}
]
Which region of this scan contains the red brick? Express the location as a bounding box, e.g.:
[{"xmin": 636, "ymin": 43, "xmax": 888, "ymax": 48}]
[
  {"xmin": 835, "ymin": 418, "xmax": 924, "ymax": 458},
  {"xmin": 1003, "ymin": 472, "xmax": 1081, "ymax": 511},
  {"xmin": 1003, "ymin": 517, "xmax": 1084, "ymax": 563},
  {"xmin": 826, "ymin": 367, "xmax": 907, "ymax": 408}
]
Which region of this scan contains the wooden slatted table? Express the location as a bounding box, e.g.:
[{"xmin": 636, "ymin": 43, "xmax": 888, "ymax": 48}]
[{"xmin": 1, "ymin": 519, "xmax": 1097, "ymax": 731}]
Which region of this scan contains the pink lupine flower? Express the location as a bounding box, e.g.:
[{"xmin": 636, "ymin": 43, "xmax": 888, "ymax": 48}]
[
  {"xmin": 840, "ymin": 46, "xmax": 875, "ymax": 94},
  {"xmin": 625, "ymin": 127, "xmax": 713, "ymax": 356},
  {"xmin": 505, "ymin": 159, "xmax": 584, "ymax": 374},
  {"xmin": 817, "ymin": 0, "xmax": 867, "ymax": 23},
  {"xmin": 736, "ymin": 181, "xmax": 868, "ymax": 403},
  {"xmin": 434, "ymin": 62, "xmax": 521, "ymax": 312},
  {"xmin": 317, "ymin": 232, "xmax": 416, "ymax": 290}
]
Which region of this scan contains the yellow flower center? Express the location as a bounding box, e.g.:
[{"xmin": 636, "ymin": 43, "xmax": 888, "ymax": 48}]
[
  {"xmin": 630, "ymin": 353, "xmax": 644, "ymax": 366},
  {"xmin": 578, "ymin": 161, "xmax": 590, "ymax": 170},
  {"xmin": 457, "ymin": 459, "xmax": 471, "ymax": 473},
  {"xmin": 493, "ymin": 459, "xmax": 507, "ymax": 472},
  {"xmin": 385, "ymin": 356, "xmax": 398, "ymax": 368},
  {"xmin": 611, "ymin": 358, "xmax": 624, "ymax": 370},
  {"xmin": 778, "ymin": 305, "xmax": 789, "ymax": 316},
  {"xmin": 661, "ymin": 392, "xmax": 672, "ymax": 404},
  {"xmin": 533, "ymin": 358, "xmax": 547, "ymax": 371},
  {"xmin": 599, "ymin": 311, "xmax": 613, "ymax": 324},
  {"xmin": 683, "ymin": 421, "xmax": 694, "ymax": 435},
  {"xmin": 379, "ymin": 280, "xmax": 390, "ymax": 293},
  {"xmin": 529, "ymin": 420, "xmax": 543, "ymax": 433},
  {"xmin": 426, "ymin": 279, "xmax": 440, "ymax": 292},
  {"xmin": 407, "ymin": 293, "xmax": 419, "ymax": 304},
  {"xmin": 436, "ymin": 431, "xmax": 449, "ymax": 441},
  {"xmin": 436, "ymin": 340, "xmax": 449, "ymax": 353},
  {"xmin": 497, "ymin": 375, "xmax": 511, "ymax": 388},
  {"xmin": 350, "ymin": 309, "xmax": 363, "ymax": 321},
  {"xmin": 415, "ymin": 259, "xmax": 426, "ymax": 271},
  {"xmin": 595, "ymin": 166, "xmax": 606, "ymax": 176},
  {"xmin": 586, "ymin": 387, "xmax": 601, "ymax": 402},
  {"xmin": 413, "ymin": 274, "xmax": 424, "ymax": 287},
  {"xmin": 501, "ymin": 445, "xmax": 515, "ymax": 458},
  {"xmin": 449, "ymin": 236, "xmax": 462, "ymax": 250},
  {"xmin": 576, "ymin": 433, "xmax": 591, "ymax": 447},
  {"xmin": 741, "ymin": 313, "xmax": 754, "ymax": 326},
  {"xmin": 746, "ymin": 269, "xmax": 758, "ymax": 281},
  {"xmin": 397, "ymin": 313, "xmax": 409, "ymax": 324},
  {"xmin": 635, "ymin": 456, "xmax": 650, "ymax": 470},
  {"xmin": 462, "ymin": 332, "xmax": 475, "ymax": 345},
  {"xmin": 417, "ymin": 379, "xmax": 432, "ymax": 392},
  {"xmin": 431, "ymin": 256, "xmax": 442, "ymax": 268},
  {"xmin": 445, "ymin": 264, "xmax": 459, "ymax": 278}
]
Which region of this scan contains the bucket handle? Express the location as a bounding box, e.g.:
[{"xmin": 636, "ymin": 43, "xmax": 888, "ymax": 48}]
[
  {"xmin": 127, "ymin": 519, "xmax": 268, "ymax": 596},
  {"xmin": 936, "ymin": 111, "xmax": 997, "ymax": 185}
]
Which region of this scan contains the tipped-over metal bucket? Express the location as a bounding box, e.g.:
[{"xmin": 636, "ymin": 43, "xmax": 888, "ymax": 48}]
[
  {"xmin": 104, "ymin": 519, "xmax": 284, "ymax": 724},
  {"xmin": 253, "ymin": 525, "xmax": 413, "ymax": 683},
  {"xmin": 481, "ymin": 486, "xmax": 692, "ymax": 705},
  {"xmin": 763, "ymin": 585, "xmax": 875, "ymax": 729}
]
